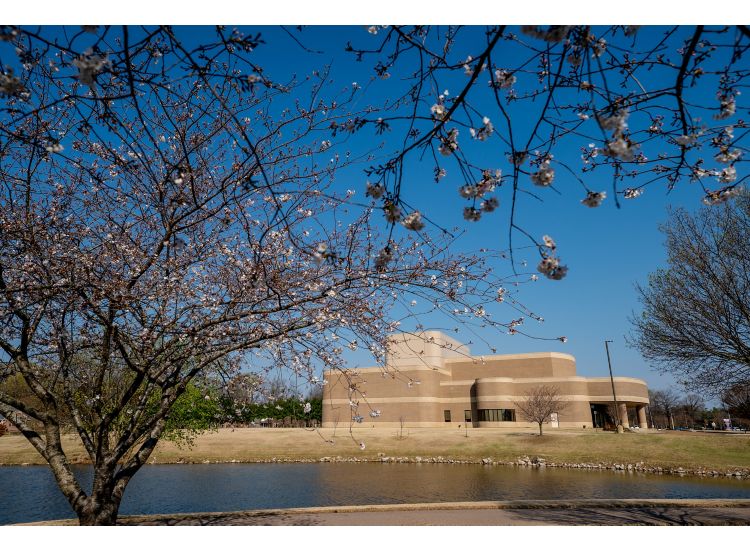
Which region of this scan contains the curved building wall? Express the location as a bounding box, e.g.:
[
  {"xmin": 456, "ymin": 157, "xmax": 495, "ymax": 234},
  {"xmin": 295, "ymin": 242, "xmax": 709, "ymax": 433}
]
[
  {"xmin": 322, "ymin": 332, "xmax": 650, "ymax": 429},
  {"xmin": 447, "ymin": 353, "xmax": 577, "ymax": 380}
]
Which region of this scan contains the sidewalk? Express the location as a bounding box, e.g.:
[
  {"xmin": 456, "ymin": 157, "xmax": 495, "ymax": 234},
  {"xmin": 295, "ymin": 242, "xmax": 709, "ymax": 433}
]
[{"xmin": 24, "ymin": 499, "xmax": 750, "ymax": 526}]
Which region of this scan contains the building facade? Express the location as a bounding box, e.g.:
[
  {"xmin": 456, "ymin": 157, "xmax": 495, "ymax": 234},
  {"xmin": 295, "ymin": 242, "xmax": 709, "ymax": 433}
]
[{"xmin": 322, "ymin": 331, "xmax": 650, "ymax": 430}]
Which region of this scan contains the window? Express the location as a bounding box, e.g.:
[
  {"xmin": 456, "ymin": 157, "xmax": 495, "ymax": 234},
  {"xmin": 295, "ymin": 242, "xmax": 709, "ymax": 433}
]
[
  {"xmin": 444, "ymin": 410, "xmax": 452, "ymax": 422},
  {"xmin": 464, "ymin": 410, "xmax": 472, "ymax": 423},
  {"xmin": 477, "ymin": 409, "xmax": 516, "ymax": 422}
]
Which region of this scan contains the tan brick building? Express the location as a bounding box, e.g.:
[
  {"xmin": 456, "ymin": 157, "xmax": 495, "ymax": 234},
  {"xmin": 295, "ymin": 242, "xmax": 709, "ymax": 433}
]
[{"xmin": 322, "ymin": 331, "xmax": 649, "ymax": 430}]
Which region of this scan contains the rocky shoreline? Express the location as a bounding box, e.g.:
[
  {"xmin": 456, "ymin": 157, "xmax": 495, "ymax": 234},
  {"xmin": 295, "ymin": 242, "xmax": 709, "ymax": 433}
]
[
  {"xmin": 315, "ymin": 454, "xmax": 749, "ymax": 479},
  {"xmin": 4, "ymin": 454, "xmax": 748, "ymax": 481},
  {"xmin": 102, "ymin": 453, "xmax": 750, "ymax": 480}
]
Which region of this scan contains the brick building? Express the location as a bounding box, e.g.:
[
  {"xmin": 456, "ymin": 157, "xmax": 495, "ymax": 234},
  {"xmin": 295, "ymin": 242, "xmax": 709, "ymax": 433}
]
[{"xmin": 322, "ymin": 331, "xmax": 650, "ymax": 430}]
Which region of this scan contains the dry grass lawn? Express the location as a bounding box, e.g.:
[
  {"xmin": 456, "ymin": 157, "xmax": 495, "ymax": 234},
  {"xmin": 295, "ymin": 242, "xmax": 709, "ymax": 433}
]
[{"xmin": 2, "ymin": 427, "xmax": 749, "ymax": 470}]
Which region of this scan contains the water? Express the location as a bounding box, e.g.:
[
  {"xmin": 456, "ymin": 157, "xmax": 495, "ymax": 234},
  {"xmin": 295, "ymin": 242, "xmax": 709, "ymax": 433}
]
[{"xmin": 1, "ymin": 463, "xmax": 750, "ymax": 525}]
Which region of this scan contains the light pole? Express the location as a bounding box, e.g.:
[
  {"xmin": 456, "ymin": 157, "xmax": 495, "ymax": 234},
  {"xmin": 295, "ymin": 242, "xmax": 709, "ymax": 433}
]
[{"xmin": 605, "ymin": 340, "xmax": 622, "ymax": 429}]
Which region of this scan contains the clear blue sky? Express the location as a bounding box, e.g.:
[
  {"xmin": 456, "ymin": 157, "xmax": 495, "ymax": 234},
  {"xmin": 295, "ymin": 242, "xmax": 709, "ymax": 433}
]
[
  {"xmin": 229, "ymin": 25, "xmax": 732, "ymax": 397},
  {"xmin": 9, "ymin": 25, "xmax": 742, "ymax": 400}
]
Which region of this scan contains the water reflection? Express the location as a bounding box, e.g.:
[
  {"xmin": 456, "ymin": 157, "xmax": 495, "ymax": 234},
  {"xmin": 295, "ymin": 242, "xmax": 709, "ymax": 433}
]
[{"xmin": 1, "ymin": 463, "xmax": 749, "ymax": 524}]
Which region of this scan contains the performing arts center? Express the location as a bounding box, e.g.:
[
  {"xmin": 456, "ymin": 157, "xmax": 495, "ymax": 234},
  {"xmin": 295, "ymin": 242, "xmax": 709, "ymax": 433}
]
[{"xmin": 322, "ymin": 331, "xmax": 650, "ymax": 430}]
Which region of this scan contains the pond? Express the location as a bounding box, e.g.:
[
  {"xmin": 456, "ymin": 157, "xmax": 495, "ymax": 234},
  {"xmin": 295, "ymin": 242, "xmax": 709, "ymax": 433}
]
[{"xmin": 2, "ymin": 463, "xmax": 750, "ymax": 525}]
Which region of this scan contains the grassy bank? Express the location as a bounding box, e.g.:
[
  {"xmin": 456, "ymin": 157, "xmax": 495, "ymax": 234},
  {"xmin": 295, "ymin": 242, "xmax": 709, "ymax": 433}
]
[{"xmin": 2, "ymin": 427, "xmax": 749, "ymax": 471}]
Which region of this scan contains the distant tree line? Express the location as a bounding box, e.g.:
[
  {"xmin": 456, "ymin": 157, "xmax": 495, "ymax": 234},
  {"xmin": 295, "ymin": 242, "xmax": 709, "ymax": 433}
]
[
  {"xmin": 0, "ymin": 371, "xmax": 324, "ymax": 441},
  {"xmin": 648, "ymin": 386, "xmax": 749, "ymax": 431}
]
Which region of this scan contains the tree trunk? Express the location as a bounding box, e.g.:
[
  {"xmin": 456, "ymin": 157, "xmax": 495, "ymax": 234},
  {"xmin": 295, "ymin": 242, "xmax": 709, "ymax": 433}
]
[
  {"xmin": 75, "ymin": 467, "xmax": 123, "ymax": 525},
  {"xmin": 77, "ymin": 496, "xmax": 120, "ymax": 526},
  {"xmin": 538, "ymin": 422, "xmax": 543, "ymax": 436}
]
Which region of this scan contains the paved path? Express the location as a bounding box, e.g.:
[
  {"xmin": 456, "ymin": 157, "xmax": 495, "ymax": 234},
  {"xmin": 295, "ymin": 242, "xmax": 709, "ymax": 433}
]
[{"xmin": 103, "ymin": 500, "xmax": 750, "ymax": 526}]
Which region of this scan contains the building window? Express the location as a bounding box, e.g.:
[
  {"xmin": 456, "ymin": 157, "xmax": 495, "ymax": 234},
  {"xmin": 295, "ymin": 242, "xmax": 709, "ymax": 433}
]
[
  {"xmin": 444, "ymin": 410, "xmax": 451, "ymax": 422},
  {"xmin": 477, "ymin": 409, "xmax": 516, "ymax": 422},
  {"xmin": 464, "ymin": 410, "xmax": 472, "ymax": 423}
]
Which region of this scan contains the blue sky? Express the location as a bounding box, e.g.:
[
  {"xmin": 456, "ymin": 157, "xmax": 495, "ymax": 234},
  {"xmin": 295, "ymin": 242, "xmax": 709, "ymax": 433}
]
[
  {"xmin": 5, "ymin": 24, "xmax": 743, "ymax": 400},
  {"xmin": 226, "ymin": 25, "xmax": 735, "ymax": 397}
]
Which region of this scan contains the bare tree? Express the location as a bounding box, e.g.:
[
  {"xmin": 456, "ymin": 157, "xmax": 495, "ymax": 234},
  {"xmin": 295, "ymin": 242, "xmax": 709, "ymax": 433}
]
[
  {"xmin": 650, "ymin": 389, "xmax": 680, "ymax": 430},
  {"xmin": 513, "ymin": 384, "xmax": 568, "ymax": 436},
  {"xmin": 722, "ymin": 384, "xmax": 750, "ymax": 420},
  {"xmin": 395, "ymin": 415, "xmax": 408, "ymax": 440},
  {"xmin": 630, "ymin": 195, "xmax": 750, "ymax": 396},
  {"xmin": 680, "ymin": 393, "xmax": 705, "ymax": 428}
]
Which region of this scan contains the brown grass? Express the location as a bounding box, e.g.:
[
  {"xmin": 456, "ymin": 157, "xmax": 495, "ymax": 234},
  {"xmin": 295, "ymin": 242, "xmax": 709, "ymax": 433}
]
[{"xmin": 1, "ymin": 428, "xmax": 749, "ymax": 470}]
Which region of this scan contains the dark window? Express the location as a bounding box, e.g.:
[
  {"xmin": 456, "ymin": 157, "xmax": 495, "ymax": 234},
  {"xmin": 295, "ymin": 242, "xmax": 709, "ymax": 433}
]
[
  {"xmin": 478, "ymin": 409, "xmax": 516, "ymax": 422},
  {"xmin": 444, "ymin": 410, "xmax": 452, "ymax": 422},
  {"xmin": 464, "ymin": 410, "xmax": 472, "ymax": 423}
]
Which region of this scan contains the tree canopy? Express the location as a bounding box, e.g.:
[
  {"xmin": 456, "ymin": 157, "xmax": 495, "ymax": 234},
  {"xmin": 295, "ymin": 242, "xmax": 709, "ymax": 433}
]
[{"xmin": 630, "ymin": 194, "xmax": 750, "ymax": 396}]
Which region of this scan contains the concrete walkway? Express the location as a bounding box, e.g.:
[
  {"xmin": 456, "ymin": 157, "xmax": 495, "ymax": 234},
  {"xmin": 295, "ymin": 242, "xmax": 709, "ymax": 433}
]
[{"xmin": 29, "ymin": 499, "xmax": 750, "ymax": 526}]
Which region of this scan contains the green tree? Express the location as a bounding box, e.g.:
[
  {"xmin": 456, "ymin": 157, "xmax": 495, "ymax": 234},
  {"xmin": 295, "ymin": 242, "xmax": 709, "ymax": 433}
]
[{"xmin": 160, "ymin": 383, "xmax": 223, "ymax": 446}]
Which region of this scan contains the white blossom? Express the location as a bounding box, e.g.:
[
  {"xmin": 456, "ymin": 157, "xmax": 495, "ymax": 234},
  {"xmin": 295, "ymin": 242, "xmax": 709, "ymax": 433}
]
[
  {"xmin": 491, "ymin": 69, "xmax": 516, "ymax": 89},
  {"xmin": 530, "ymin": 165, "xmax": 555, "ymax": 187},
  {"xmin": 470, "ymin": 117, "xmax": 494, "ymax": 141},
  {"xmin": 383, "ymin": 202, "xmax": 402, "ymax": 223},
  {"xmin": 365, "ymin": 181, "xmax": 386, "ymax": 199},
  {"xmin": 431, "ymin": 103, "xmax": 448, "ymax": 121},
  {"xmin": 714, "ymin": 96, "xmax": 736, "ymax": 120},
  {"xmin": 604, "ymin": 137, "xmax": 635, "ymax": 161},
  {"xmin": 72, "ymin": 49, "xmax": 111, "ymax": 87},
  {"xmin": 581, "ymin": 190, "xmax": 607, "ymax": 207},
  {"xmin": 718, "ymin": 165, "xmax": 737, "ymax": 183},
  {"xmin": 438, "ymin": 129, "xmax": 459, "ymax": 156},
  {"xmin": 702, "ymin": 186, "xmax": 742, "ymax": 205},
  {"xmin": 375, "ymin": 246, "xmax": 393, "ymax": 271},
  {"xmin": 592, "ymin": 38, "xmax": 607, "ymax": 57},
  {"xmin": 623, "ymin": 187, "xmax": 643, "ymax": 199},
  {"xmin": 45, "ymin": 142, "xmax": 64, "ymax": 154},
  {"xmin": 0, "ymin": 69, "xmax": 26, "ymax": 98},
  {"xmin": 597, "ymin": 109, "xmax": 628, "ymax": 133},
  {"xmin": 463, "ymin": 207, "xmax": 481, "ymax": 221},
  {"xmin": 537, "ymin": 256, "xmax": 568, "ymax": 280},
  {"xmin": 714, "ymin": 149, "xmax": 742, "ymax": 164},
  {"xmin": 458, "ymin": 184, "xmax": 477, "ymax": 198},
  {"xmin": 676, "ymin": 134, "xmax": 697, "ymax": 147},
  {"xmin": 480, "ymin": 197, "xmax": 499, "ymax": 212},
  {"xmin": 401, "ymin": 211, "xmax": 425, "ymax": 231}
]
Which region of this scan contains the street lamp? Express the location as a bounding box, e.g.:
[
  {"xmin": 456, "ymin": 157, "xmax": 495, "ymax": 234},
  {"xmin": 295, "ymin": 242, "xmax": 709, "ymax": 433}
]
[{"xmin": 605, "ymin": 340, "xmax": 622, "ymax": 430}]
